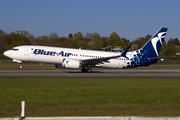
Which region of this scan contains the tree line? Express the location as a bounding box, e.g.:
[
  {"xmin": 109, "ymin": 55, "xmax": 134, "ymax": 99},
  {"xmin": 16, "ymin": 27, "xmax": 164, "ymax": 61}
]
[{"xmin": 0, "ymin": 30, "xmax": 180, "ymax": 60}]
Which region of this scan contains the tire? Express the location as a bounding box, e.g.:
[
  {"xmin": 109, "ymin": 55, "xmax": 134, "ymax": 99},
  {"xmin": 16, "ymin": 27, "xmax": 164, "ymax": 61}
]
[{"xmin": 81, "ymin": 67, "xmax": 86, "ymax": 72}]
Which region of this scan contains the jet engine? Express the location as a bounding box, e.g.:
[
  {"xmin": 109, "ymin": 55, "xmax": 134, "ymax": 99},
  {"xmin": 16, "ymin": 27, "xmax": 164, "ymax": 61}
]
[{"xmin": 55, "ymin": 59, "xmax": 80, "ymax": 69}]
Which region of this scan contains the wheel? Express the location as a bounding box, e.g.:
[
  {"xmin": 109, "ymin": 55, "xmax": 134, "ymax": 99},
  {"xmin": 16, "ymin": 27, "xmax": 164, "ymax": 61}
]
[
  {"xmin": 81, "ymin": 67, "xmax": 86, "ymax": 72},
  {"xmin": 19, "ymin": 64, "xmax": 22, "ymax": 69},
  {"xmin": 87, "ymin": 68, "xmax": 92, "ymax": 73},
  {"xmin": 19, "ymin": 65, "xmax": 22, "ymax": 69}
]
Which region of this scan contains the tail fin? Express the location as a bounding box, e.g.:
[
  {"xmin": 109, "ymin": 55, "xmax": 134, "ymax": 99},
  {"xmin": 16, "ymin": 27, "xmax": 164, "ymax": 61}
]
[{"xmin": 140, "ymin": 27, "xmax": 168, "ymax": 58}]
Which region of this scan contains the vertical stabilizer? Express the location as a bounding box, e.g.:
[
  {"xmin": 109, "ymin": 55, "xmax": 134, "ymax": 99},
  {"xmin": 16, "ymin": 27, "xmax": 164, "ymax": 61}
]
[{"xmin": 140, "ymin": 27, "xmax": 168, "ymax": 58}]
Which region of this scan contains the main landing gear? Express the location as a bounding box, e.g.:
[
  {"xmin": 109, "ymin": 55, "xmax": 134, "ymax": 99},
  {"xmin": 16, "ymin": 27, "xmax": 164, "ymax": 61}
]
[{"xmin": 81, "ymin": 67, "xmax": 92, "ymax": 73}]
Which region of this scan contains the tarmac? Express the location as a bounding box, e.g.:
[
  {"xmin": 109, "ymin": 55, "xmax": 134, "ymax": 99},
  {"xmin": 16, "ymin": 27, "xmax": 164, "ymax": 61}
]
[{"xmin": 0, "ymin": 69, "xmax": 180, "ymax": 77}]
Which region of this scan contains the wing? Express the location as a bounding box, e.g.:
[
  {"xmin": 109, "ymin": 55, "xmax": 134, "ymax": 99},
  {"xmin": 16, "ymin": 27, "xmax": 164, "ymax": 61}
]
[
  {"xmin": 80, "ymin": 46, "xmax": 130, "ymax": 66},
  {"xmin": 80, "ymin": 55, "xmax": 120, "ymax": 65}
]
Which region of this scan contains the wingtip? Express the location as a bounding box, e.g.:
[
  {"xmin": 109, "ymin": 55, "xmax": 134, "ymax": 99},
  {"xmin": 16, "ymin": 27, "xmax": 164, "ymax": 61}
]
[{"xmin": 121, "ymin": 45, "xmax": 131, "ymax": 58}]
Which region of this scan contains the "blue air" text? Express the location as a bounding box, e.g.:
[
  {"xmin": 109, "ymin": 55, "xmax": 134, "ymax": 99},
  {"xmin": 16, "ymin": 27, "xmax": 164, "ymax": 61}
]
[{"xmin": 33, "ymin": 49, "xmax": 72, "ymax": 57}]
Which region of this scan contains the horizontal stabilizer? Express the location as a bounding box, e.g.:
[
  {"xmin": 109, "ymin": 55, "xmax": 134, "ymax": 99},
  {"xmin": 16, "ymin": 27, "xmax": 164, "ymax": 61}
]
[{"xmin": 148, "ymin": 56, "xmax": 176, "ymax": 60}]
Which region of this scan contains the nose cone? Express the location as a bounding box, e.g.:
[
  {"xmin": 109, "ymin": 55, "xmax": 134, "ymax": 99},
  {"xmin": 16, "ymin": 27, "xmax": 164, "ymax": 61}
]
[
  {"xmin": 3, "ymin": 50, "xmax": 10, "ymax": 57},
  {"xmin": 3, "ymin": 51, "xmax": 8, "ymax": 56}
]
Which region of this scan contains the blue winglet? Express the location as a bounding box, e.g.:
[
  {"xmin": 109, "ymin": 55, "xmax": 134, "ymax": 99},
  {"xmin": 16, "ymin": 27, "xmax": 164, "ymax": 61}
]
[{"xmin": 121, "ymin": 46, "xmax": 130, "ymax": 58}]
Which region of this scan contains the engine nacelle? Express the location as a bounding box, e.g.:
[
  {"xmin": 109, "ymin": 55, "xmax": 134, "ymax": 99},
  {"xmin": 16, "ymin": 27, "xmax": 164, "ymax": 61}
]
[
  {"xmin": 61, "ymin": 59, "xmax": 80, "ymax": 69},
  {"xmin": 55, "ymin": 59, "xmax": 80, "ymax": 69}
]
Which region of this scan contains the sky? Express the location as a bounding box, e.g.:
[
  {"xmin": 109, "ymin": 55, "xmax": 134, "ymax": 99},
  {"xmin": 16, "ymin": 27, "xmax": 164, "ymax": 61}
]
[{"xmin": 0, "ymin": 0, "xmax": 180, "ymax": 42}]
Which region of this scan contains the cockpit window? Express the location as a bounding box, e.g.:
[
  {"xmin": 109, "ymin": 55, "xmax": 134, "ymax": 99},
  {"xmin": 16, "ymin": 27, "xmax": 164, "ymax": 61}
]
[{"xmin": 11, "ymin": 48, "xmax": 19, "ymax": 51}]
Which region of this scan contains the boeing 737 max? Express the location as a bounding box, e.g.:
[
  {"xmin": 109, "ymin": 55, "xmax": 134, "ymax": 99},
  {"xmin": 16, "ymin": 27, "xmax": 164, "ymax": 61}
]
[{"xmin": 3, "ymin": 27, "xmax": 170, "ymax": 72}]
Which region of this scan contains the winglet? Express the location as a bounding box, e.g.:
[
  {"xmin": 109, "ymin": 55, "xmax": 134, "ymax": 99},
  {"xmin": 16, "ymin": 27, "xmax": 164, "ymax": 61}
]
[{"xmin": 121, "ymin": 46, "xmax": 130, "ymax": 58}]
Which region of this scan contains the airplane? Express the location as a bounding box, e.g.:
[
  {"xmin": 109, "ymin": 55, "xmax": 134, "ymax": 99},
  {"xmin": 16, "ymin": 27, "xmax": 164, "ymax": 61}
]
[{"xmin": 3, "ymin": 27, "xmax": 170, "ymax": 72}]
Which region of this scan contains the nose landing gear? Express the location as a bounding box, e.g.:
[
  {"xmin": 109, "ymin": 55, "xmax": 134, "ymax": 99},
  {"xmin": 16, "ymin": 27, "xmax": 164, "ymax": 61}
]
[{"xmin": 19, "ymin": 63, "xmax": 22, "ymax": 69}]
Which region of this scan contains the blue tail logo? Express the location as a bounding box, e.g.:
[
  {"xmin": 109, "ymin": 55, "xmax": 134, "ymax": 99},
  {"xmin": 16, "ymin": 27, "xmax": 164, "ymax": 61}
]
[
  {"xmin": 141, "ymin": 27, "xmax": 168, "ymax": 58},
  {"xmin": 127, "ymin": 27, "xmax": 168, "ymax": 68}
]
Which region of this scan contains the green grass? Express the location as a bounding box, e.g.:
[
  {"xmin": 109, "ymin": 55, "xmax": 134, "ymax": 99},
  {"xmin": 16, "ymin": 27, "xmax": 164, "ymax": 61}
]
[{"xmin": 0, "ymin": 78, "xmax": 180, "ymax": 117}]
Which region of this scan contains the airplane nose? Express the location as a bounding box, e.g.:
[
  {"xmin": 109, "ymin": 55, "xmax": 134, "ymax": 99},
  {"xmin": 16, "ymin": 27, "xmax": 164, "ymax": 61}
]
[
  {"xmin": 3, "ymin": 51, "xmax": 10, "ymax": 57},
  {"xmin": 3, "ymin": 51, "xmax": 7, "ymax": 56}
]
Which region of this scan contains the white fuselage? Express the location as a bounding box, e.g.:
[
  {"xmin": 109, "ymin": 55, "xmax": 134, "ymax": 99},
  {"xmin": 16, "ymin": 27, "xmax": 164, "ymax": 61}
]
[{"xmin": 4, "ymin": 45, "xmax": 134, "ymax": 69}]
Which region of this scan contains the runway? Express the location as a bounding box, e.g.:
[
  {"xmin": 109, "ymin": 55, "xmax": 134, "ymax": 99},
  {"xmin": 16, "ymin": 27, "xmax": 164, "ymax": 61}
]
[{"xmin": 0, "ymin": 69, "xmax": 180, "ymax": 77}]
